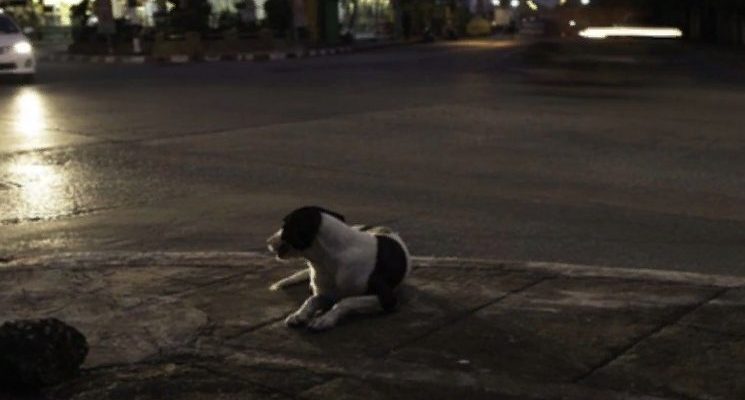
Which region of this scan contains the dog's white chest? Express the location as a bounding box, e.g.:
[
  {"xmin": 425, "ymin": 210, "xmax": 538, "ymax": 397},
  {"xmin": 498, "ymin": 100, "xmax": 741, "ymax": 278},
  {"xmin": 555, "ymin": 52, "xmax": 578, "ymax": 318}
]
[{"xmin": 309, "ymin": 249, "xmax": 375, "ymax": 297}]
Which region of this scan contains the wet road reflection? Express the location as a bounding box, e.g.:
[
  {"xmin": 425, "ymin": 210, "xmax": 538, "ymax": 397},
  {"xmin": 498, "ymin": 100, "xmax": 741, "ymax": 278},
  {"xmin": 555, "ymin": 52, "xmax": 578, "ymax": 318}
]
[
  {"xmin": 0, "ymin": 89, "xmax": 74, "ymax": 222},
  {"xmin": 12, "ymin": 88, "xmax": 47, "ymax": 137},
  {"xmin": 1, "ymin": 153, "xmax": 74, "ymax": 223}
]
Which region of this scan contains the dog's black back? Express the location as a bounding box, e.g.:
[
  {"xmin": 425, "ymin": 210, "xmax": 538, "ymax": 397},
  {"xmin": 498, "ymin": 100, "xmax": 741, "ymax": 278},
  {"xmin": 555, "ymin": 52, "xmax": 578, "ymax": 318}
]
[{"xmin": 366, "ymin": 235, "xmax": 408, "ymax": 312}]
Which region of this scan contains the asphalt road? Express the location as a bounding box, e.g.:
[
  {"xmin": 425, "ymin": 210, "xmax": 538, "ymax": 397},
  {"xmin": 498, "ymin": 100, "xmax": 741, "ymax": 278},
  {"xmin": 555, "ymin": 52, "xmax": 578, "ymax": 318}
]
[{"xmin": 1, "ymin": 38, "xmax": 744, "ymax": 275}]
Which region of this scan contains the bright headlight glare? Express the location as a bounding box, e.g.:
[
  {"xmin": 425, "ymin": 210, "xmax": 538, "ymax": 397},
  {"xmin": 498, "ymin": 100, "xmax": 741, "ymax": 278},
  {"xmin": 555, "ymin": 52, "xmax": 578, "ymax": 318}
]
[{"xmin": 14, "ymin": 41, "xmax": 33, "ymax": 54}]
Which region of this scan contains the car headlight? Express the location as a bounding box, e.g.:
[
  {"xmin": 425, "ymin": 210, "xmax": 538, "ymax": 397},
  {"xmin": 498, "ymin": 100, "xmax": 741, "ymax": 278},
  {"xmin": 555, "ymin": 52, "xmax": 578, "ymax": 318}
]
[{"xmin": 13, "ymin": 41, "xmax": 33, "ymax": 54}]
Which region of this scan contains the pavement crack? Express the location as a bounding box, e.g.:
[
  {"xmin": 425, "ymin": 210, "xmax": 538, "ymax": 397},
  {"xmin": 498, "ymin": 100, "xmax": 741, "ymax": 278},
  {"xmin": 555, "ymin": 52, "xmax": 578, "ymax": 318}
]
[
  {"xmin": 381, "ymin": 275, "xmax": 555, "ymax": 356},
  {"xmin": 572, "ymin": 287, "xmax": 729, "ymax": 384},
  {"xmin": 171, "ymin": 270, "xmax": 256, "ymax": 297},
  {"xmin": 223, "ymin": 315, "xmax": 290, "ymax": 340}
]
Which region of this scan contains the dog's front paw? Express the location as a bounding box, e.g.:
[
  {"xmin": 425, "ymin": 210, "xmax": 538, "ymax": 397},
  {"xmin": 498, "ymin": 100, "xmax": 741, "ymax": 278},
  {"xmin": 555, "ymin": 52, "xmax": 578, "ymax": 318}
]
[
  {"xmin": 307, "ymin": 313, "xmax": 338, "ymax": 332},
  {"xmin": 284, "ymin": 312, "xmax": 309, "ymax": 327}
]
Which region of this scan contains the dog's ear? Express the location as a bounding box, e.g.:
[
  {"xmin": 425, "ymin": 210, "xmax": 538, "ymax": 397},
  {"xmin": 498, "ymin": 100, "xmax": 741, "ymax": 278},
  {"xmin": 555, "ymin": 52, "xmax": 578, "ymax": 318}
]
[{"xmin": 281, "ymin": 207, "xmax": 324, "ymax": 250}]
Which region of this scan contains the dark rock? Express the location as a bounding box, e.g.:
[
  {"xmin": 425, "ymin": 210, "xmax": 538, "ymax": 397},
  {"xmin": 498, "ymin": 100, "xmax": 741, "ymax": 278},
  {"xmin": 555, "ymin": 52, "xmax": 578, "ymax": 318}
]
[{"xmin": 0, "ymin": 318, "xmax": 88, "ymax": 392}]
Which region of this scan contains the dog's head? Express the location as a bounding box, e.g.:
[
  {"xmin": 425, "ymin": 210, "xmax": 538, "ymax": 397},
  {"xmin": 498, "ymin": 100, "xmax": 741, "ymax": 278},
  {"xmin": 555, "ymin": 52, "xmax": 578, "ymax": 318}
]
[{"xmin": 266, "ymin": 206, "xmax": 346, "ymax": 260}]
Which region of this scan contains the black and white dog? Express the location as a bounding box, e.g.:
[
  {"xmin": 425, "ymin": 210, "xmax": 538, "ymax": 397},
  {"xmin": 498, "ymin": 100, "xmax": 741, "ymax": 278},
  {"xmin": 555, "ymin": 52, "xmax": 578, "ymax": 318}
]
[{"xmin": 266, "ymin": 206, "xmax": 411, "ymax": 331}]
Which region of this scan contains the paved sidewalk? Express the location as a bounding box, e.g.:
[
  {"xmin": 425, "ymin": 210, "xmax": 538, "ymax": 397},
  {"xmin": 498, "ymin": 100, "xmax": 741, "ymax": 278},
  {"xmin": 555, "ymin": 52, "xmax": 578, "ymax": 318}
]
[{"xmin": 1, "ymin": 252, "xmax": 743, "ymax": 399}]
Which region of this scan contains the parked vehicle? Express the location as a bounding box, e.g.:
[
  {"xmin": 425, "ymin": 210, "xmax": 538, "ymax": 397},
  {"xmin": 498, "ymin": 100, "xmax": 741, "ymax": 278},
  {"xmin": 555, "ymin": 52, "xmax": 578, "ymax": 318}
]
[{"xmin": 0, "ymin": 11, "xmax": 35, "ymax": 82}]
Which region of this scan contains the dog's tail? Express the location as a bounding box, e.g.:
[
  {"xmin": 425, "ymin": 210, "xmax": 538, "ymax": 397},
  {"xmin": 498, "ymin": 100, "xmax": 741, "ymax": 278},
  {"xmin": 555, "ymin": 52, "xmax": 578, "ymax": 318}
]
[
  {"xmin": 352, "ymin": 224, "xmax": 396, "ymax": 236},
  {"xmin": 269, "ymin": 269, "xmax": 311, "ymax": 291}
]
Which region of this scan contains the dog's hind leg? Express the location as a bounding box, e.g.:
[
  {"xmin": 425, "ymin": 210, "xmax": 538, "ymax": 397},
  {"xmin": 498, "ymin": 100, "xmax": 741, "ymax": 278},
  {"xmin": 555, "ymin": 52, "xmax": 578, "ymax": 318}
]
[
  {"xmin": 307, "ymin": 295, "xmax": 381, "ymax": 331},
  {"xmin": 269, "ymin": 269, "xmax": 311, "ymax": 291}
]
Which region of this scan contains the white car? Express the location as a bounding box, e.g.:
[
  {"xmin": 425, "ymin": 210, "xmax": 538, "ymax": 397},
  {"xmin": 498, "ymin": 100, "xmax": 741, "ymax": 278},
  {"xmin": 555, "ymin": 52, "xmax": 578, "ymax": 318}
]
[{"xmin": 0, "ymin": 12, "xmax": 35, "ymax": 82}]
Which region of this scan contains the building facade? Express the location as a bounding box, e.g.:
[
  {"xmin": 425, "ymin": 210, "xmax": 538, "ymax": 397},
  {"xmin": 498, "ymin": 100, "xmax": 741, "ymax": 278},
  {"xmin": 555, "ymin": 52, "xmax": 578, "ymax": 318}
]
[{"xmin": 683, "ymin": 0, "xmax": 745, "ymax": 45}]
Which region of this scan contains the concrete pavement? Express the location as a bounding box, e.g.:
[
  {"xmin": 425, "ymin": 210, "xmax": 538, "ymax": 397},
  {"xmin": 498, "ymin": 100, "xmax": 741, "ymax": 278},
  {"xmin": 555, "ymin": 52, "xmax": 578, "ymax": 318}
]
[{"xmin": 1, "ymin": 252, "xmax": 743, "ymax": 399}]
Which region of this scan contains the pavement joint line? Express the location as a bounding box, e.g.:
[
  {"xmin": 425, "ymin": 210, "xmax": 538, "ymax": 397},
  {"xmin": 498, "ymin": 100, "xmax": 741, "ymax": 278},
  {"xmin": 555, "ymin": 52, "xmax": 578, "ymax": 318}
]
[
  {"xmin": 381, "ymin": 275, "xmax": 555, "ymax": 356},
  {"xmin": 571, "ymin": 286, "xmax": 729, "ymax": 384},
  {"xmin": 190, "ymin": 362, "xmax": 305, "ymax": 400},
  {"xmin": 681, "ymin": 322, "xmax": 745, "ymax": 339}
]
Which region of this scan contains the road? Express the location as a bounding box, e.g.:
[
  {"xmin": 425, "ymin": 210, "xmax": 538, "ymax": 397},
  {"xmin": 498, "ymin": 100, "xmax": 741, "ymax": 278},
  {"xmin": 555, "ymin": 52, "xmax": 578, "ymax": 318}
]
[{"xmin": 1, "ymin": 38, "xmax": 744, "ymax": 275}]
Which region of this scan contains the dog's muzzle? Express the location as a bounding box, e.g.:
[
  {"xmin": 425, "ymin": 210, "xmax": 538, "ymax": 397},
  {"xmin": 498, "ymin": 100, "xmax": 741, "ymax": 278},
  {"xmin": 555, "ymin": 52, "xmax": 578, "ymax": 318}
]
[
  {"xmin": 267, "ymin": 230, "xmax": 290, "ymax": 258},
  {"xmin": 271, "ymin": 242, "xmax": 291, "ymax": 258}
]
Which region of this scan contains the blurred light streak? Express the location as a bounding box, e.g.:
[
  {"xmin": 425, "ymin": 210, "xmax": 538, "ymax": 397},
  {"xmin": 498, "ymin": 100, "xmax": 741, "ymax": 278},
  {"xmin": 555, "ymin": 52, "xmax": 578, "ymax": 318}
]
[{"xmin": 579, "ymin": 26, "xmax": 683, "ymax": 39}]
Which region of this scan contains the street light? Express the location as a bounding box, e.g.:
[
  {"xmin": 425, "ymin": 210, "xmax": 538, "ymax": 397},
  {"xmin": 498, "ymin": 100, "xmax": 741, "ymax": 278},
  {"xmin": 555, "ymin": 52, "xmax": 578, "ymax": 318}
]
[
  {"xmin": 510, "ymin": 0, "xmax": 519, "ymax": 8},
  {"xmin": 580, "ymin": 0, "xmax": 590, "ymax": 5},
  {"xmin": 492, "ymin": 0, "xmax": 501, "ymax": 5}
]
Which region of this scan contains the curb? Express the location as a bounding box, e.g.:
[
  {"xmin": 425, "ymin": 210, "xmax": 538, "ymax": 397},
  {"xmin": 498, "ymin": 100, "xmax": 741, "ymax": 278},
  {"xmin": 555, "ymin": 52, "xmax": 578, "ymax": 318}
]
[
  {"xmin": 3, "ymin": 251, "xmax": 744, "ymax": 288},
  {"xmin": 413, "ymin": 256, "xmax": 745, "ymax": 288},
  {"xmin": 40, "ymin": 46, "xmax": 355, "ymax": 65},
  {"xmin": 40, "ymin": 53, "xmax": 150, "ymax": 64}
]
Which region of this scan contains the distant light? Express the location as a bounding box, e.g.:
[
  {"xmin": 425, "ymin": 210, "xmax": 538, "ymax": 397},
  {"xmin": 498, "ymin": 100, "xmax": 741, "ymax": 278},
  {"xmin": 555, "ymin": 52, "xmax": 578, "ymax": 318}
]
[
  {"xmin": 559, "ymin": 0, "xmax": 566, "ymax": 4},
  {"xmin": 580, "ymin": 0, "xmax": 590, "ymax": 4},
  {"xmin": 492, "ymin": 0, "xmax": 500, "ymax": 5},
  {"xmin": 527, "ymin": 0, "xmax": 538, "ymax": 10},
  {"xmin": 510, "ymin": 0, "xmax": 519, "ymax": 7},
  {"xmin": 579, "ymin": 26, "xmax": 683, "ymax": 39},
  {"xmin": 569, "ymin": 20, "xmax": 576, "ymax": 27}
]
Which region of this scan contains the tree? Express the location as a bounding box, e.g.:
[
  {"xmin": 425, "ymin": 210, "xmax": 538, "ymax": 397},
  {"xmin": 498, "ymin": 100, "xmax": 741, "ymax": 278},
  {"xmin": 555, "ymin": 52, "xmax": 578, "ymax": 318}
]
[
  {"xmin": 168, "ymin": 0, "xmax": 212, "ymax": 32},
  {"xmin": 263, "ymin": 0, "xmax": 292, "ymax": 35}
]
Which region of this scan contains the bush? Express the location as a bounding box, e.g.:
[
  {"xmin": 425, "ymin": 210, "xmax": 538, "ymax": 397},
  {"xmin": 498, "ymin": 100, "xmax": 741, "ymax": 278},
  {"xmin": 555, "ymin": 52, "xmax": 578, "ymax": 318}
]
[
  {"xmin": 167, "ymin": 0, "xmax": 212, "ymax": 33},
  {"xmin": 217, "ymin": 10, "xmax": 240, "ymax": 31},
  {"xmin": 263, "ymin": 0, "xmax": 292, "ymax": 36},
  {"xmin": 70, "ymin": 0, "xmax": 92, "ymax": 41},
  {"xmin": 235, "ymin": 0, "xmax": 260, "ymax": 33}
]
